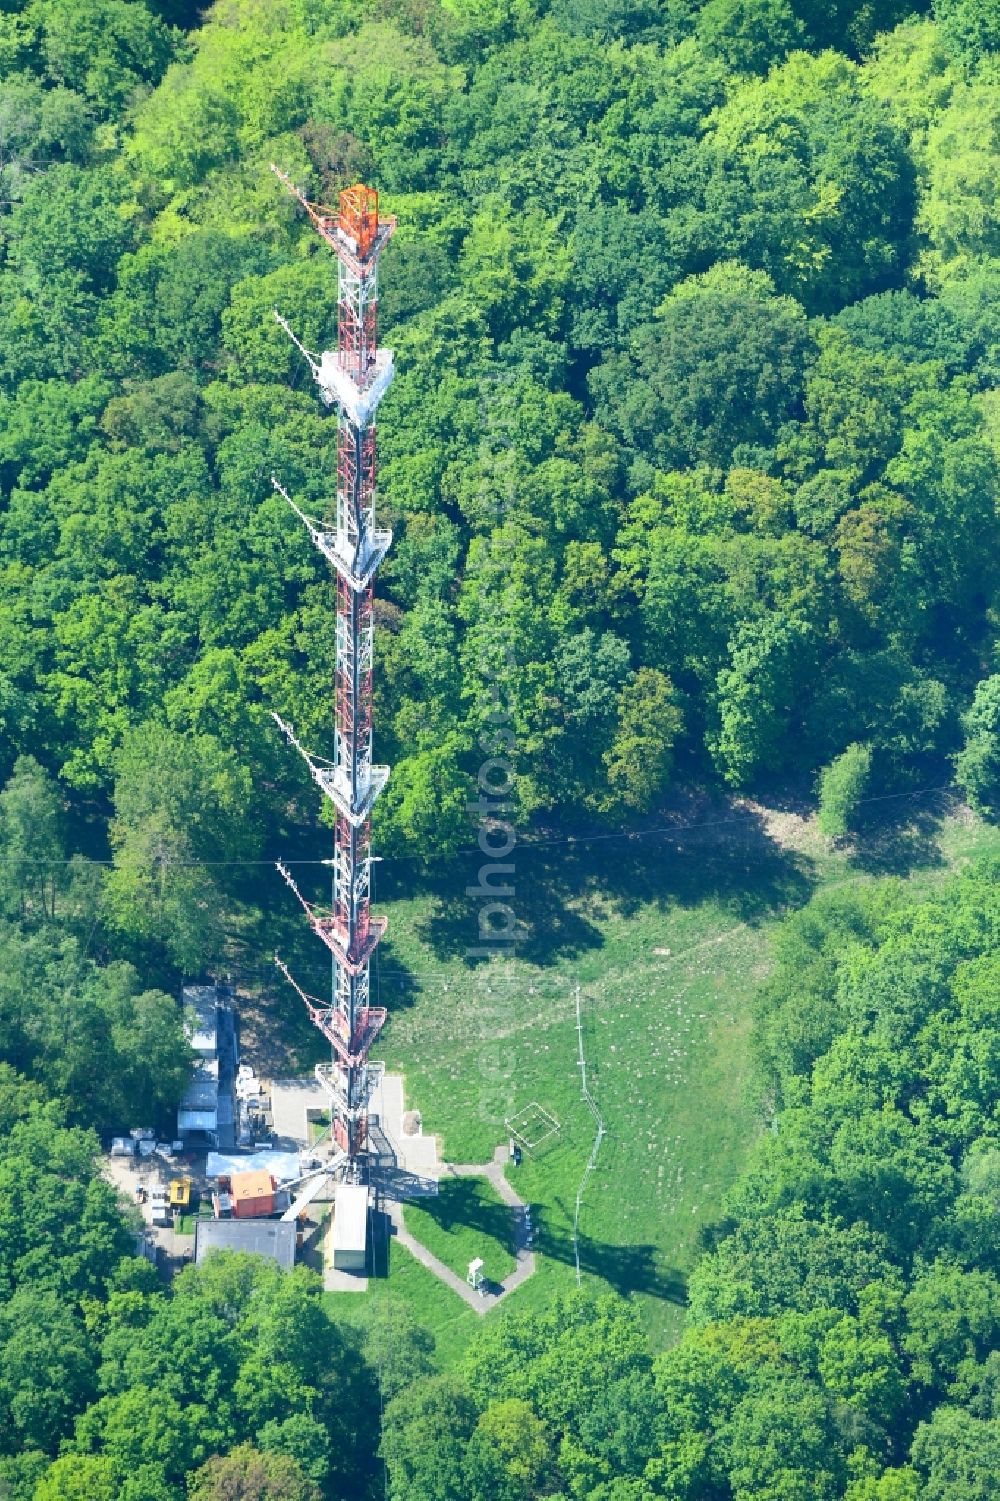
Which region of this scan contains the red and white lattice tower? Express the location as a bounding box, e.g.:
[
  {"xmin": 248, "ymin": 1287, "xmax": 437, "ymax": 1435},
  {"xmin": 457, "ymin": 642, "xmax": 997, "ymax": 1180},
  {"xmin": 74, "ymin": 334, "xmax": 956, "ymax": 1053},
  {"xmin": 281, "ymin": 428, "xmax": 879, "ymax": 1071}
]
[{"xmin": 270, "ymin": 168, "xmax": 396, "ymax": 1166}]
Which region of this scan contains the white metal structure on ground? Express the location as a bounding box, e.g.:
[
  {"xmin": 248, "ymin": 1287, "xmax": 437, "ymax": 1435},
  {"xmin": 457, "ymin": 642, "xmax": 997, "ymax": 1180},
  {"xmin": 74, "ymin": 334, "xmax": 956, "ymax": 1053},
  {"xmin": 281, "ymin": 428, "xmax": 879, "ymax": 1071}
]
[
  {"xmin": 505, "ymin": 1101, "xmax": 562, "ymax": 1151},
  {"xmin": 280, "ymin": 1160, "xmax": 345, "ymax": 1222},
  {"xmin": 572, "ymin": 985, "xmax": 606, "ymax": 1286}
]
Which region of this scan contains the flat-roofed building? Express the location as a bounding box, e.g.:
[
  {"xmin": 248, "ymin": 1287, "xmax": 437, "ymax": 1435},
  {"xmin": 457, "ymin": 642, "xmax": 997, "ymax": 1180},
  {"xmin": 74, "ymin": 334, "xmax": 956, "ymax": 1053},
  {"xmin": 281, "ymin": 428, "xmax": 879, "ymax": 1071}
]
[
  {"xmin": 177, "ymin": 984, "xmax": 238, "ymax": 1148},
  {"xmin": 177, "ymin": 1058, "xmax": 219, "ymax": 1137},
  {"xmin": 184, "ymin": 986, "xmax": 220, "ymax": 1058},
  {"xmin": 332, "ymin": 1182, "xmax": 368, "ymax": 1271},
  {"xmin": 195, "ymin": 1218, "xmax": 295, "ymax": 1271}
]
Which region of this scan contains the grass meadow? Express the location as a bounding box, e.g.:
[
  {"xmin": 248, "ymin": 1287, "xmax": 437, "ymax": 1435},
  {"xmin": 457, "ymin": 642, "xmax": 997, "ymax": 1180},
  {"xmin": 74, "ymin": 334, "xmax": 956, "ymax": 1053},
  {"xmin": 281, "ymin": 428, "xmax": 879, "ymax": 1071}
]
[{"xmin": 311, "ymin": 793, "xmax": 1000, "ymax": 1360}]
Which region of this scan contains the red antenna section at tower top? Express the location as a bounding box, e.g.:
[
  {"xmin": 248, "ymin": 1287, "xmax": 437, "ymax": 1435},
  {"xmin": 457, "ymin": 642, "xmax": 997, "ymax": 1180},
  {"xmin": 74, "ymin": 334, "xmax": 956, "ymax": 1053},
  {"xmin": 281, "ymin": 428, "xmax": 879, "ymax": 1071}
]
[
  {"xmin": 270, "ymin": 165, "xmax": 395, "ymax": 270},
  {"xmin": 339, "ymin": 183, "xmax": 379, "ymax": 258}
]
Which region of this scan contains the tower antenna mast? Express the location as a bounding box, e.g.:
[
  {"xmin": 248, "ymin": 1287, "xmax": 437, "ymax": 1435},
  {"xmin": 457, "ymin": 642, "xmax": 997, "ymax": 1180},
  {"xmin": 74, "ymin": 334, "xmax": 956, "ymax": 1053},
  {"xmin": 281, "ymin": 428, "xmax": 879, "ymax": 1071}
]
[{"xmin": 271, "ymin": 166, "xmax": 396, "ymax": 1168}]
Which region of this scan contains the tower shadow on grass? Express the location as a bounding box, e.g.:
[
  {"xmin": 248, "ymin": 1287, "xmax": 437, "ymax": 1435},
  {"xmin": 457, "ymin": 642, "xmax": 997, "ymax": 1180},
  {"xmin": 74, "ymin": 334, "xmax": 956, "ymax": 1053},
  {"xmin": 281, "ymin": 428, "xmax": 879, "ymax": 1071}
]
[
  {"xmin": 369, "ymin": 1206, "xmax": 392, "ymax": 1278},
  {"xmin": 546, "ymin": 1225, "xmax": 687, "ymax": 1306},
  {"xmin": 232, "ymin": 875, "xmax": 422, "ymax": 1076},
  {"xmin": 407, "ymin": 1176, "xmax": 517, "ymax": 1258},
  {"xmin": 409, "ymin": 797, "xmax": 816, "ymax": 969}
]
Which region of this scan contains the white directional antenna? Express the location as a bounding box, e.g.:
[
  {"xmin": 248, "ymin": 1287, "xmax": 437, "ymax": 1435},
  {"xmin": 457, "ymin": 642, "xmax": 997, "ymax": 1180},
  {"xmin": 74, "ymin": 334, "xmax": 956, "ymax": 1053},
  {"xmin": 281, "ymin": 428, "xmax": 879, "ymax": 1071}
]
[{"xmin": 272, "ymin": 310, "xmax": 322, "ymax": 385}]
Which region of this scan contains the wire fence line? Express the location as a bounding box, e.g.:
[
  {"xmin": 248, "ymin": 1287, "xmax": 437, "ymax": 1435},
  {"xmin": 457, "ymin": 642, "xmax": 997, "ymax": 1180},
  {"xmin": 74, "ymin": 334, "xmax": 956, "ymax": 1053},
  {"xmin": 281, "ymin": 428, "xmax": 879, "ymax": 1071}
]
[
  {"xmin": 572, "ymin": 984, "xmax": 606, "ymax": 1287},
  {"xmin": 0, "ymin": 782, "xmax": 956, "ymax": 869}
]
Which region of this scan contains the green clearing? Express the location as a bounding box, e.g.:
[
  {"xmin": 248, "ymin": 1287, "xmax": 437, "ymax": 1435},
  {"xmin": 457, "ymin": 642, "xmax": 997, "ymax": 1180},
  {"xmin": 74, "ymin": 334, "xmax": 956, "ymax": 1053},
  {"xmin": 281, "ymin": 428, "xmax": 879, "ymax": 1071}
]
[
  {"xmin": 323, "ymin": 1234, "xmax": 482, "ymax": 1371},
  {"xmin": 402, "ymin": 1177, "xmax": 516, "ymax": 1284},
  {"xmin": 335, "ymin": 797, "xmax": 1000, "ymax": 1360}
]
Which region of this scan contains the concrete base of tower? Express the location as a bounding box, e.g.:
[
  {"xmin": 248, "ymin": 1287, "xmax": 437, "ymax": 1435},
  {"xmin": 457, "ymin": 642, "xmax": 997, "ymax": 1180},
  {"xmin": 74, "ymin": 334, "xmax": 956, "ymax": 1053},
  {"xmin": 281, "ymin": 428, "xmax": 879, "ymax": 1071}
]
[
  {"xmin": 371, "ymin": 1072, "xmax": 440, "ymax": 1190},
  {"xmin": 324, "ymin": 1264, "xmax": 368, "ymax": 1292}
]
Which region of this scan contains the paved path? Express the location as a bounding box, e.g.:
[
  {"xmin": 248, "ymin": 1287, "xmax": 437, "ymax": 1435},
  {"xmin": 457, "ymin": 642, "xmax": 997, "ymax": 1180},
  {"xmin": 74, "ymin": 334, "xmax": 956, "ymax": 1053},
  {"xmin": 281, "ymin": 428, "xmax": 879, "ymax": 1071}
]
[
  {"xmin": 386, "ymin": 1143, "xmax": 537, "ymax": 1314},
  {"xmin": 374, "ymin": 1076, "xmax": 537, "ymax": 1310},
  {"xmin": 375, "ymin": 1074, "xmax": 440, "ymax": 1184},
  {"xmin": 444, "ymin": 1145, "xmax": 537, "ymax": 1298},
  {"xmin": 385, "ymin": 1200, "xmax": 494, "ymax": 1311}
]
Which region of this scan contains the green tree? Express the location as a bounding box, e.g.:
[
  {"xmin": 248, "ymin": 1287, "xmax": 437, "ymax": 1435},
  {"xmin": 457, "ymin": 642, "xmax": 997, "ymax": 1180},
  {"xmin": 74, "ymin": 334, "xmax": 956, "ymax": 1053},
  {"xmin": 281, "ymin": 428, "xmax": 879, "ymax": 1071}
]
[
  {"xmin": 457, "ymin": 197, "xmax": 572, "ymax": 346},
  {"xmin": 0, "ymin": 375, "xmax": 109, "ymax": 492},
  {"xmin": 104, "ymin": 723, "xmax": 254, "ymax": 971},
  {"xmin": 690, "ymin": 51, "xmax": 914, "ymax": 313},
  {"xmin": 816, "ymin": 742, "xmax": 872, "ymax": 839},
  {"xmin": 910, "ymin": 1405, "xmax": 1000, "ymax": 1501},
  {"xmin": 8, "ymin": 0, "xmax": 177, "ymax": 113},
  {"xmin": 721, "ymin": 1376, "xmax": 843, "ymax": 1501},
  {"xmin": 376, "ymin": 735, "xmax": 471, "ymax": 857},
  {"xmin": 0, "ymin": 754, "xmax": 64, "ymax": 919},
  {"xmin": 863, "ymin": 19, "xmax": 958, "ymax": 156},
  {"xmin": 796, "ymin": 325, "xmax": 918, "ymax": 487},
  {"xmin": 688, "ymin": 1211, "xmax": 898, "ymax": 1323},
  {"xmin": 793, "ymin": 0, "xmax": 921, "ymax": 53},
  {"xmin": 0, "ymin": 1063, "xmax": 45, "ymax": 1134},
  {"xmin": 884, "ymin": 385, "xmax": 1000, "ymax": 630},
  {"xmin": 832, "ymin": 289, "xmax": 970, "ymax": 374},
  {"xmin": 464, "ymin": 1398, "xmax": 551, "ymax": 1501},
  {"xmin": 257, "ymin": 1414, "xmax": 330, "ymax": 1488},
  {"xmin": 0, "ymin": 1113, "xmax": 136, "ymax": 1302},
  {"xmin": 903, "ymin": 1261, "xmax": 1000, "ymax": 1391},
  {"xmin": 845, "ymin": 1470, "xmax": 922, "ymax": 1501},
  {"xmin": 602, "ymin": 667, "xmax": 683, "ymax": 814},
  {"xmin": 918, "ymin": 77, "xmax": 1000, "ymax": 285},
  {"xmin": 101, "ymin": 232, "xmax": 273, "ymax": 380},
  {"xmin": 33, "ymin": 1455, "xmax": 118, "ymax": 1501},
  {"xmin": 187, "ymin": 1443, "xmax": 321, "ymax": 1501},
  {"xmin": 381, "ymin": 1377, "xmax": 477, "ymax": 1501},
  {"xmin": 711, "ymin": 614, "xmax": 817, "ymax": 787},
  {"xmin": 935, "ymin": 0, "xmax": 1000, "ymax": 65},
  {"xmin": 0, "ymin": 71, "xmax": 92, "ymax": 213},
  {"xmin": 955, "ymin": 675, "xmax": 1000, "ymax": 817},
  {"xmin": 696, "ymin": 0, "xmax": 804, "ymax": 75},
  {"xmin": 72, "ymin": 1385, "xmax": 213, "ymax": 1490},
  {"xmin": 7, "ymin": 160, "xmax": 135, "ymax": 288},
  {"xmin": 591, "ymin": 263, "xmax": 810, "ymax": 480},
  {"xmin": 0, "ymin": 1287, "xmax": 96, "ymax": 1455}
]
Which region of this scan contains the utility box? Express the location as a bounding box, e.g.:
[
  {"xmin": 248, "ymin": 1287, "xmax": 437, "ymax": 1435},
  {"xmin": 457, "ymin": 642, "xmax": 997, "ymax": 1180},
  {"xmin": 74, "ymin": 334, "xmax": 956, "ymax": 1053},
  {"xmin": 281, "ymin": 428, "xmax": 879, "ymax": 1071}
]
[{"xmin": 332, "ymin": 1183, "xmax": 368, "ymax": 1271}]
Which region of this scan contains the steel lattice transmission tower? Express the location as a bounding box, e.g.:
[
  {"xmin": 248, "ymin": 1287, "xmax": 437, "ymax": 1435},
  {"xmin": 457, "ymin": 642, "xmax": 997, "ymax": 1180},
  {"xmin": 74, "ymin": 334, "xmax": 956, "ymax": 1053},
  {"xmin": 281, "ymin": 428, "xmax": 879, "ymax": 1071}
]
[{"xmin": 270, "ymin": 167, "xmax": 396, "ymax": 1166}]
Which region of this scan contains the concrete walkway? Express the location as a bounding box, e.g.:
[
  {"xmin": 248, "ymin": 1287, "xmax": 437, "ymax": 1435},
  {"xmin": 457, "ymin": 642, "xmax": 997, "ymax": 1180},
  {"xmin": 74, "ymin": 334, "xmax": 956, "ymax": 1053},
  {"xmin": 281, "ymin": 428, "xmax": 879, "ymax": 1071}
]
[
  {"xmin": 374, "ymin": 1073, "xmax": 440, "ymax": 1187},
  {"xmin": 444, "ymin": 1145, "xmax": 537, "ymax": 1297},
  {"xmin": 387, "ymin": 1143, "xmax": 536, "ymax": 1314},
  {"xmin": 373, "ymin": 1074, "xmax": 537, "ymax": 1311}
]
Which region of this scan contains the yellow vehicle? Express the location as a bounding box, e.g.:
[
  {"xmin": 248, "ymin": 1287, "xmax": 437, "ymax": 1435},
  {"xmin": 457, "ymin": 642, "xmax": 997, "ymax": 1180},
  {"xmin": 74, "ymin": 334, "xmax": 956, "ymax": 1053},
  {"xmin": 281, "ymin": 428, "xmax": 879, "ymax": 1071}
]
[{"xmin": 169, "ymin": 1176, "xmax": 193, "ymax": 1212}]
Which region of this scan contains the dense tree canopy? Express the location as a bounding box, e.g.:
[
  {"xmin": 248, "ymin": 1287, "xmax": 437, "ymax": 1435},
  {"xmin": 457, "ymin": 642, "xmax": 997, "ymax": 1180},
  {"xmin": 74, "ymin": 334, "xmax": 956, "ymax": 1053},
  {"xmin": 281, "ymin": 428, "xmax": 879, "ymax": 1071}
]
[
  {"xmin": 1, "ymin": 0, "xmax": 1000, "ymax": 1497},
  {"xmin": 0, "ymin": 0, "xmax": 995, "ymax": 938}
]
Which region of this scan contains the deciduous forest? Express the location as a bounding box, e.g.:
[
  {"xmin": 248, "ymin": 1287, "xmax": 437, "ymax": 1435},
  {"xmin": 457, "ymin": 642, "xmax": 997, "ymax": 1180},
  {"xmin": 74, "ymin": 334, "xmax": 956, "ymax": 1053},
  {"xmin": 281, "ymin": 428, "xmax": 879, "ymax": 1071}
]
[{"xmin": 1, "ymin": 0, "xmax": 999, "ymax": 1496}]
